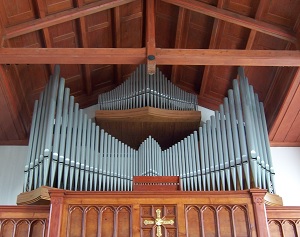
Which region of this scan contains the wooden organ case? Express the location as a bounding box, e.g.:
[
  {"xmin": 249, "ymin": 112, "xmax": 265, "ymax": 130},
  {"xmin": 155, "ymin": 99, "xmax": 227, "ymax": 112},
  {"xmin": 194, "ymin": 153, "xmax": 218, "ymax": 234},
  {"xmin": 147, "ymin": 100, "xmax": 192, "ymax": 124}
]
[{"xmin": 2, "ymin": 65, "xmax": 300, "ymax": 237}]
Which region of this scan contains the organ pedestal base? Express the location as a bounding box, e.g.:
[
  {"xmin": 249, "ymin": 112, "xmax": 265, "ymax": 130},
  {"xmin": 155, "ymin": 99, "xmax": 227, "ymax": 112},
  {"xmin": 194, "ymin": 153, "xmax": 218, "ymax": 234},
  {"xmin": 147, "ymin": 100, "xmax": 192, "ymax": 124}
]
[{"xmin": 2, "ymin": 189, "xmax": 296, "ymax": 237}]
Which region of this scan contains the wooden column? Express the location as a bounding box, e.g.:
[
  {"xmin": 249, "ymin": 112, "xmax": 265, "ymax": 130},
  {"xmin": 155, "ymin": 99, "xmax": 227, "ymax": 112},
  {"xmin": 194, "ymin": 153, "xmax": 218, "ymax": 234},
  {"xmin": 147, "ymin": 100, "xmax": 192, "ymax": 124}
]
[
  {"xmin": 47, "ymin": 191, "xmax": 65, "ymax": 237},
  {"xmin": 250, "ymin": 189, "xmax": 270, "ymax": 237}
]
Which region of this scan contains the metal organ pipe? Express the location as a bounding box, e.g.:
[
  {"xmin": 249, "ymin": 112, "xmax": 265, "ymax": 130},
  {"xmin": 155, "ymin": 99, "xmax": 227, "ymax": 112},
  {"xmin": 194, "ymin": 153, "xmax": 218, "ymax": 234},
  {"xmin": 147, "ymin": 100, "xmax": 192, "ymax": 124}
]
[{"xmin": 24, "ymin": 65, "xmax": 275, "ymax": 193}]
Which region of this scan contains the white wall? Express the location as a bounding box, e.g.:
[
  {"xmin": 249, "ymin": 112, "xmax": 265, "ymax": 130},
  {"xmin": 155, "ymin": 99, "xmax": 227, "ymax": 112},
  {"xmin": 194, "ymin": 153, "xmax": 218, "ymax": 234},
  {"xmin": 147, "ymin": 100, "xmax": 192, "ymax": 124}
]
[
  {"xmin": 271, "ymin": 147, "xmax": 300, "ymax": 206},
  {"xmin": 0, "ymin": 145, "xmax": 299, "ymax": 206},
  {"xmin": 0, "ymin": 146, "xmax": 27, "ymax": 205}
]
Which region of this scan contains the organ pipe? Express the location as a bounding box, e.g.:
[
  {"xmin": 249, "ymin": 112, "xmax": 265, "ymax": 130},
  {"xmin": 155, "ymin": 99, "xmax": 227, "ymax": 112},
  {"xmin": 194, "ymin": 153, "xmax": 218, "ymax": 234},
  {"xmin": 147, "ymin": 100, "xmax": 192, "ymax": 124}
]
[{"xmin": 24, "ymin": 65, "xmax": 275, "ymax": 193}]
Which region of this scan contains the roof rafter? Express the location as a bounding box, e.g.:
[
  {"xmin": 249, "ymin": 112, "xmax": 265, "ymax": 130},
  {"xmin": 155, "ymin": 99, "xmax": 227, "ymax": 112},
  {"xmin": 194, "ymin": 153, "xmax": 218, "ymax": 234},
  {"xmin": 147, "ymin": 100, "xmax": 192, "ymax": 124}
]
[
  {"xmin": 162, "ymin": 0, "xmax": 298, "ymax": 44},
  {"xmin": 1, "ymin": 48, "xmax": 300, "ymax": 66},
  {"xmin": 3, "ymin": 0, "xmax": 136, "ymax": 40}
]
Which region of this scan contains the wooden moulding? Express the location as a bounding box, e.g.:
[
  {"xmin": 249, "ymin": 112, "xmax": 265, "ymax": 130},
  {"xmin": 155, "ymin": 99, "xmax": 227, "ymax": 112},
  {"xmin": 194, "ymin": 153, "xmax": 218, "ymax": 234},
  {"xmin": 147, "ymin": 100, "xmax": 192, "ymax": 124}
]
[
  {"xmin": 95, "ymin": 107, "xmax": 201, "ymax": 149},
  {"xmin": 17, "ymin": 186, "xmax": 53, "ymax": 205},
  {"xmin": 264, "ymin": 192, "xmax": 283, "ymax": 206}
]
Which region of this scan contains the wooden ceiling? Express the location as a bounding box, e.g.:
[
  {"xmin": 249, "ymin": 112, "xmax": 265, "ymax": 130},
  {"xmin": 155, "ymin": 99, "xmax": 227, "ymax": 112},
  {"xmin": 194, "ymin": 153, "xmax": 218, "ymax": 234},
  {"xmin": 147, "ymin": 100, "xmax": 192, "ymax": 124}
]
[{"xmin": 0, "ymin": 0, "xmax": 299, "ymax": 147}]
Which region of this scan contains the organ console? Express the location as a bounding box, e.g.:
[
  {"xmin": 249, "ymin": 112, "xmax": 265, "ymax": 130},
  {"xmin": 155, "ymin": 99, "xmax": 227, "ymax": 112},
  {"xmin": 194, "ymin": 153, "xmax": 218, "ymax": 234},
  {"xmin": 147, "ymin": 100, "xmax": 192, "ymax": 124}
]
[{"xmin": 23, "ymin": 64, "xmax": 275, "ymax": 194}]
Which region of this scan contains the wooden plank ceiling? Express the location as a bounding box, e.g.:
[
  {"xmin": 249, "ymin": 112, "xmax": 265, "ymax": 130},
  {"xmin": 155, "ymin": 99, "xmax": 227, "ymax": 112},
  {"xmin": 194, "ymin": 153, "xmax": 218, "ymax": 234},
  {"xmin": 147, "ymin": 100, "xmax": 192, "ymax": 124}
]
[{"xmin": 0, "ymin": 0, "xmax": 299, "ymax": 146}]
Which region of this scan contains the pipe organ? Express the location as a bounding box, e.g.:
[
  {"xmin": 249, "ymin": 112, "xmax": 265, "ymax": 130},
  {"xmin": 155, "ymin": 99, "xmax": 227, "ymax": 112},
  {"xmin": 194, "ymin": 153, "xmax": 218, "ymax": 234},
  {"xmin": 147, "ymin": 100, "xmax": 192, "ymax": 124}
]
[{"xmin": 24, "ymin": 65, "xmax": 275, "ymax": 193}]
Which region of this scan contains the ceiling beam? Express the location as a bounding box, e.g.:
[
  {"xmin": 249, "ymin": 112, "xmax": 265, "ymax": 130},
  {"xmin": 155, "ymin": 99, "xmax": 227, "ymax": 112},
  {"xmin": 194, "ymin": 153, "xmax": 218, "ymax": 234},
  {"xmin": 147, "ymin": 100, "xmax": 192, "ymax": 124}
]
[
  {"xmin": 3, "ymin": 0, "xmax": 136, "ymax": 40},
  {"xmin": 0, "ymin": 48, "xmax": 146, "ymax": 64},
  {"xmin": 155, "ymin": 49, "xmax": 300, "ymax": 66},
  {"xmin": 146, "ymin": 0, "xmax": 156, "ymax": 75},
  {"xmin": 162, "ymin": 0, "xmax": 298, "ymax": 44},
  {"xmin": 1, "ymin": 48, "xmax": 300, "ymax": 66}
]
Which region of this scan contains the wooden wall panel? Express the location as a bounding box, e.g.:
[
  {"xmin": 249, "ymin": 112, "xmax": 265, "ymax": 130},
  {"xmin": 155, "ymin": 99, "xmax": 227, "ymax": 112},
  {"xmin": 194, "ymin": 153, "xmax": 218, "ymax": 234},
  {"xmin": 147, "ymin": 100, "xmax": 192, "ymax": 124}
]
[
  {"xmin": 155, "ymin": 0, "xmax": 178, "ymax": 82},
  {"xmin": 0, "ymin": 206, "xmax": 49, "ymax": 237},
  {"xmin": 0, "ymin": 0, "xmax": 36, "ymax": 27},
  {"xmin": 44, "ymin": 0, "xmax": 74, "ymax": 15},
  {"xmin": 253, "ymin": 32, "xmax": 289, "ymax": 50},
  {"xmin": 244, "ymin": 34, "xmax": 289, "ymax": 117},
  {"xmin": 91, "ymin": 65, "xmax": 115, "ymax": 90},
  {"xmin": 83, "ymin": 0, "xmax": 97, "ymax": 4},
  {"xmin": 176, "ymin": 65, "xmax": 202, "ymax": 94},
  {"xmin": 272, "ymin": 85, "xmax": 300, "ymax": 143},
  {"xmin": 0, "ymin": 85, "xmax": 18, "ymax": 140},
  {"xmin": 7, "ymin": 32, "xmax": 47, "ymax": 129},
  {"xmin": 264, "ymin": 67, "xmax": 296, "ymax": 130},
  {"xmin": 120, "ymin": 0, "xmax": 143, "ymax": 47},
  {"xmin": 8, "ymin": 31, "xmax": 42, "ymax": 48},
  {"xmin": 118, "ymin": 207, "xmax": 131, "ymax": 237},
  {"xmin": 0, "ymin": 65, "xmax": 29, "ymax": 142},
  {"xmin": 267, "ymin": 206, "xmax": 300, "ymax": 237},
  {"xmin": 50, "ymin": 21, "xmax": 78, "ymax": 47},
  {"xmin": 201, "ymin": 21, "xmax": 250, "ymax": 105},
  {"xmin": 86, "ymin": 11, "xmax": 113, "ymax": 48},
  {"xmin": 223, "ymin": 0, "xmax": 258, "ymax": 17},
  {"xmin": 173, "ymin": 11, "xmax": 212, "ymax": 94},
  {"xmin": 261, "ymin": 0, "xmax": 300, "ymax": 28},
  {"xmin": 185, "ymin": 205, "xmax": 251, "ymax": 237},
  {"xmin": 200, "ymin": 0, "xmax": 217, "ymax": 5},
  {"xmin": 67, "ymin": 205, "xmax": 132, "ymax": 237},
  {"xmin": 48, "ymin": 21, "xmax": 84, "ymax": 95},
  {"xmin": 203, "ymin": 66, "xmax": 237, "ymax": 102},
  {"xmin": 218, "ymin": 22, "xmax": 250, "ymax": 49},
  {"xmin": 155, "ymin": 0, "xmax": 178, "ymax": 48},
  {"xmin": 185, "ymin": 12, "xmax": 212, "ymax": 49},
  {"xmin": 119, "ymin": 0, "xmax": 144, "ymax": 81},
  {"xmin": 85, "ymin": 10, "xmax": 115, "ymax": 90}
]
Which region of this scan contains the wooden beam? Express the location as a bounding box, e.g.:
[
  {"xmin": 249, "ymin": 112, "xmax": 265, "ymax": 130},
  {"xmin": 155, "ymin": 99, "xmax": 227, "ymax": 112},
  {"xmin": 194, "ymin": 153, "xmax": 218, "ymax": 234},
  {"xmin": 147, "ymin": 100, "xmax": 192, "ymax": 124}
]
[
  {"xmin": 162, "ymin": 0, "xmax": 298, "ymax": 44},
  {"xmin": 146, "ymin": 0, "xmax": 156, "ymax": 75},
  {"xmin": 1, "ymin": 48, "xmax": 300, "ymax": 66},
  {"xmin": 0, "ymin": 48, "xmax": 146, "ymax": 64},
  {"xmin": 3, "ymin": 0, "xmax": 136, "ymax": 39},
  {"xmin": 156, "ymin": 49, "xmax": 300, "ymax": 66}
]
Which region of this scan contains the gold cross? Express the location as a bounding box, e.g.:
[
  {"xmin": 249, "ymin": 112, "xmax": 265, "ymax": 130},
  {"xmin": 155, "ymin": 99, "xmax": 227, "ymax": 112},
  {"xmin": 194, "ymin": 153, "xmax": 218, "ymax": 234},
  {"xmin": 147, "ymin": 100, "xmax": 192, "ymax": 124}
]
[{"xmin": 143, "ymin": 209, "xmax": 174, "ymax": 237}]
